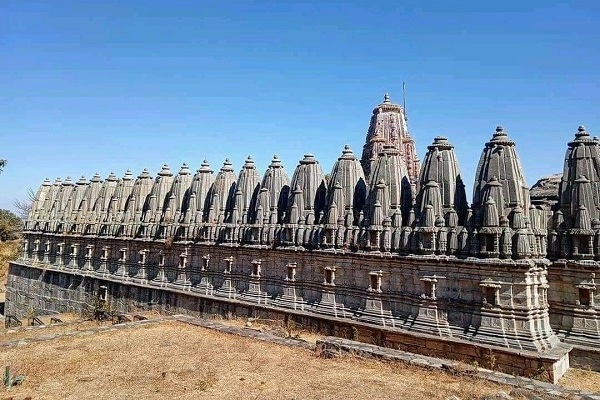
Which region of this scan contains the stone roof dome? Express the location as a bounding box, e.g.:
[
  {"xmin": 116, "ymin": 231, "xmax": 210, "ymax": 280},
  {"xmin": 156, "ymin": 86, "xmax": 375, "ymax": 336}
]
[
  {"xmin": 326, "ymin": 145, "xmax": 367, "ymax": 226},
  {"xmin": 287, "ymin": 154, "xmax": 327, "ymax": 225},
  {"xmin": 418, "ymin": 135, "xmax": 468, "ymax": 224}
]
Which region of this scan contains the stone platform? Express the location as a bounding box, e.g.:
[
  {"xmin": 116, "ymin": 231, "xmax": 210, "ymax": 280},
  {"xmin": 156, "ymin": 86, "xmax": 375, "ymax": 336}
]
[{"xmin": 6, "ymin": 260, "xmax": 573, "ymax": 383}]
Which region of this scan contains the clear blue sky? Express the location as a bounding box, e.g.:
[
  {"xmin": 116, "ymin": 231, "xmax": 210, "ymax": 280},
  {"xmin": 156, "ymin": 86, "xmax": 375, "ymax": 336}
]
[{"xmin": 1, "ymin": 0, "xmax": 599, "ymax": 213}]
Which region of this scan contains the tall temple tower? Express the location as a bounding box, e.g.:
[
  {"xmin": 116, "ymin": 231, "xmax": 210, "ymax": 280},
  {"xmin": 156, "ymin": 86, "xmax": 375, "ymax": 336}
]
[{"xmin": 360, "ymin": 94, "xmax": 420, "ymax": 186}]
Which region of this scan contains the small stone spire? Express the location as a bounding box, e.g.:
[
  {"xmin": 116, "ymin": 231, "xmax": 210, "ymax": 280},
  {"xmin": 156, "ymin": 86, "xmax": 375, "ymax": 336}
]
[
  {"xmin": 138, "ymin": 168, "xmax": 151, "ymax": 179},
  {"xmin": 289, "ymin": 154, "xmax": 326, "ymax": 224},
  {"xmin": 234, "ymin": 155, "xmax": 260, "ymax": 223},
  {"xmin": 91, "ymin": 172, "xmax": 103, "ymax": 183},
  {"xmin": 256, "ymin": 154, "xmax": 290, "ymax": 225},
  {"xmin": 178, "ymin": 162, "xmax": 191, "ymax": 175},
  {"xmin": 220, "ymin": 158, "xmax": 234, "ymax": 172},
  {"xmin": 199, "ymin": 160, "xmax": 212, "ymax": 173},
  {"xmin": 418, "ymin": 135, "xmax": 468, "ymax": 224},
  {"xmin": 326, "ymin": 144, "xmax": 366, "ymax": 227},
  {"xmin": 269, "ymin": 155, "xmax": 283, "ymax": 168},
  {"xmin": 472, "ymin": 126, "xmax": 528, "ymax": 219},
  {"xmin": 560, "ymin": 125, "xmax": 600, "ymax": 224}
]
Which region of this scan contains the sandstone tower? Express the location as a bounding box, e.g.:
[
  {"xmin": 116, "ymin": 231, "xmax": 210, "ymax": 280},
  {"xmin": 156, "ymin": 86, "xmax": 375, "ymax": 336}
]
[{"xmin": 360, "ymin": 94, "xmax": 420, "ymax": 186}]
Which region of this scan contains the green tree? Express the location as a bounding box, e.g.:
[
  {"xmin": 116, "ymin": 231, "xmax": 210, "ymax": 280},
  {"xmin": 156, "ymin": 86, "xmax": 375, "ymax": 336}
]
[{"xmin": 0, "ymin": 209, "xmax": 22, "ymax": 241}]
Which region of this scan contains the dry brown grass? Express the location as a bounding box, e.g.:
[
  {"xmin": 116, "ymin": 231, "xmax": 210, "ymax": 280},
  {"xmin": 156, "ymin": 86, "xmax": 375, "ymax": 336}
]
[
  {"xmin": 0, "ymin": 320, "xmax": 522, "ymax": 400},
  {"xmin": 559, "ymin": 367, "xmax": 600, "ymax": 393},
  {"xmin": 211, "ymin": 314, "xmax": 323, "ymax": 344}
]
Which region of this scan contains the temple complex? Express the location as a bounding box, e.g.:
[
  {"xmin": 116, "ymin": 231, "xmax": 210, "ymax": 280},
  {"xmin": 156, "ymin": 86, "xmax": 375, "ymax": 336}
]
[{"xmin": 7, "ymin": 94, "xmax": 600, "ymax": 382}]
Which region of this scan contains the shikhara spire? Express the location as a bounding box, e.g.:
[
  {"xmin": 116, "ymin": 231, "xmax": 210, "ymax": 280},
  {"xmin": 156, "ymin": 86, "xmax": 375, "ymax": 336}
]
[{"xmin": 360, "ymin": 93, "xmax": 420, "ymax": 185}]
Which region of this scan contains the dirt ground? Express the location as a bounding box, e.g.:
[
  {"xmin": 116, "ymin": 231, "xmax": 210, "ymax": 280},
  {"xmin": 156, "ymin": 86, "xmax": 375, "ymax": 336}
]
[{"xmin": 0, "ymin": 320, "xmax": 536, "ymax": 400}]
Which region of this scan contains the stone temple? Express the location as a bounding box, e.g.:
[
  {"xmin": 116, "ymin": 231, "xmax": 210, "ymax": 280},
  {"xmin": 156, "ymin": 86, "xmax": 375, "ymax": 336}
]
[{"xmin": 7, "ymin": 94, "xmax": 600, "ymax": 382}]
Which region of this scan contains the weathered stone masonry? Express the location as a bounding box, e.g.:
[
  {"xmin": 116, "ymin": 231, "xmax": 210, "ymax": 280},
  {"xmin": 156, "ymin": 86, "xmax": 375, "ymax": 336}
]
[{"xmin": 8, "ymin": 94, "xmax": 600, "ymax": 381}]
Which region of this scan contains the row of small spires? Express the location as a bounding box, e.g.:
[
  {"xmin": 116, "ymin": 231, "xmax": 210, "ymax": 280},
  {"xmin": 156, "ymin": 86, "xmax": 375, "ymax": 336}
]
[
  {"xmin": 24, "ymin": 124, "xmax": 600, "ymax": 261},
  {"xmin": 35, "ymin": 123, "xmax": 597, "ymax": 189},
  {"xmin": 24, "ymin": 126, "xmax": 586, "ymax": 228}
]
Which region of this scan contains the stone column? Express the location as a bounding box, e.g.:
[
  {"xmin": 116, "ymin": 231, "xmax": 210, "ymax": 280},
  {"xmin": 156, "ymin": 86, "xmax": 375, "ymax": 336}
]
[
  {"xmin": 173, "ymin": 249, "xmax": 191, "ymax": 288},
  {"xmin": 358, "ymin": 270, "xmax": 395, "ymax": 327},
  {"xmin": 82, "ymin": 244, "xmax": 94, "ymax": 272},
  {"xmin": 215, "ymin": 256, "xmax": 237, "ymax": 299},
  {"xmin": 43, "ymin": 240, "xmax": 51, "ymax": 264},
  {"xmin": 240, "ymin": 259, "xmax": 268, "ymax": 304},
  {"xmin": 152, "ymin": 251, "xmax": 168, "ymax": 286},
  {"xmin": 68, "ymin": 243, "xmax": 79, "ymax": 269},
  {"xmin": 21, "ymin": 238, "xmax": 29, "ymax": 260},
  {"xmin": 33, "ymin": 239, "xmax": 41, "ymax": 262},
  {"xmin": 193, "ymin": 254, "xmax": 214, "ymax": 295},
  {"xmin": 313, "ymin": 266, "xmax": 347, "ymax": 318},
  {"xmin": 97, "ymin": 246, "xmax": 110, "ymax": 275},
  {"xmin": 114, "ymin": 247, "xmax": 128, "ymax": 278},
  {"xmin": 274, "ymin": 262, "xmax": 305, "ymax": 310},
  {"xmin": 56, "ymin": 242, "xmax": 65, "ymax": 268},
  {"xmin": 134, "ymin": 249, "xmax": 149, "ymax": 282}
]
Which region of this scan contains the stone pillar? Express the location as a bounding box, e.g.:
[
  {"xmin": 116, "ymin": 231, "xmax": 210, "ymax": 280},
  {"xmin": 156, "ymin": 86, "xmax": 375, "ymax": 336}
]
[
  {"xmin": 21, "ymin": 238, "xmax": 29, "ymax": 260},
  {"xmin": 173, "ymin": 249, "xmax": 191, "ymax": 288},
  {"xmin": 33, "ymin": 239, "xmax": 41, "ymax": 262},
  {"xmin": 43, "ymin": 240, "xmax": 51, "ymax": 264},
  {"xmin": 134, "ymin": 249, "xmax": 149, "ymax": 282},
  {"xmin": 114, "ymin": 247, "xmax": 128, "ymax": 278},
  {"xmin": 274, "ymin": 262, "xmax": 306, "ymax": 310},
  {"xmin": 336, "ymin": 225, "xmax": 346, "ymax": 249},
  {"xmin": 358, "ymin": 270, "xmax": 396, "ymax": 327},
  {"xmin": 152, "ymin": 251, "xmax": 168, "ymax": 286},
  {"xmin": 192, "ymin": 254, "xmax": 214, "ymax": 295},
  {"xmin": 382, "ymin": 221, "xmax": 391, "ymax": 252},
  {"xmin": 68, "ymin": 243, "xmax": 79, "ymax": 269},
  {"xmin": 240, "ymin": 259, "xmax": 269, "ymax": 304},
  {"xmin": 82, "ymin": 244, "xmax": 94, "ymax": 272},
  {"xmin": 97, "ymin": 246, "xmax": 110, "ymax": 275},
  {"xmin": 215, "ymin": 256, "xmax": 237, "ymax": 299},
  {"xmin": 313, "ymin": 266, "xmax": 347, "ymax": 318},
  {"xmin": 56, "ymin": 242, "xmax": 65, "ymax": 268}
]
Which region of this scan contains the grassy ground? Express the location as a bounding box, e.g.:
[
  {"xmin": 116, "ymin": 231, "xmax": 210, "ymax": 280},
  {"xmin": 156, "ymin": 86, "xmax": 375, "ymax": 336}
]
[{"xmin": 0, "ymin": 320, "xmax": 529, "ymax": 400}]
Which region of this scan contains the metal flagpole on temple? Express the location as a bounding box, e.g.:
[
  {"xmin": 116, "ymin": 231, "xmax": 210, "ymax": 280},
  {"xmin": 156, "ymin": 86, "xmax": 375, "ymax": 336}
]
[{"xmin": 402, "ymin": 81, "xmax": 407, "ymax": 120}]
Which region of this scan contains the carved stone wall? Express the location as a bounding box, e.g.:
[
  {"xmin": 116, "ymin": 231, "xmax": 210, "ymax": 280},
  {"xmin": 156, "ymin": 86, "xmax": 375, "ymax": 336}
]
[{"xmin": 12, "ymin": 233, "xmax": 562, "ymax": 353}]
